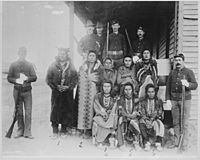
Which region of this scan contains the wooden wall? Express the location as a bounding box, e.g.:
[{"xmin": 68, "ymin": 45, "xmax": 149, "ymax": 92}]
[{"xmin": 178, "ymin": 1, "xmax": 198, "ymax": 120}]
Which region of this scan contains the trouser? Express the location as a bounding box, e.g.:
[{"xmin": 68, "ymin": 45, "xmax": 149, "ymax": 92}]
[
  {"xmin": 51, "ymin": 122, "xmax": 68, "ymax": 134},
  {"xmin": 139, "ymin": 122, "xmax": 163, "ymax": 145},
  {"xmin": 13, "ymin": 89, "xmax": 32, "ymax": 137},
  {"xmin": 171, "ymin": 100, "xmax": 191, "ymax": 149},
  {"xmin": 117, "ymin": 118, "xmax": 140, "ymax": 146}
]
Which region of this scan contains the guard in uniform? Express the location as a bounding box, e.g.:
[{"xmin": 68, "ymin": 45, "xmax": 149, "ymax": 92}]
[
  {"xmin": 132, "ymin": 26, "xmax": 151, "ymax": 59},
  {"xmin": 104, "ymin": 20, "xmax": 127, "ymax": 69},
  {"xmin": 165, "ymin": 53, "xmax": 198, "ymax": 151},
  {"xmin": 78, "ymin": 20, "xmax": 100, "ymax": 61}
]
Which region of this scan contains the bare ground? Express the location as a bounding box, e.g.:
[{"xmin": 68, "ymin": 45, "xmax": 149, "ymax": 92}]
[{"xmin": 1, "ymin": 75, "xmax": 199, "ymax": 159}]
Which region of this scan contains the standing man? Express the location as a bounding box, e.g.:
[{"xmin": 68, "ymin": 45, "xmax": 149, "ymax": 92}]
[
  {"xmin": 7, "ymin": 47, "xmax": 37, "ymax": 139},
  {"xmin": 104, "ymin": 20, "xmax": 127, "ymax": 69},
  {"xmin": 132, "ymin": 27, "xmax": 151, "ymax": 60},
  {"xmin": 165, "ymin": 53, "xmax": 198, "ymax": 151},
  {"xmin": 46, "ymin": 48, "xmax": 78, "ymax": 138},
  {"xmin": 78, "ymin": 20, "xmax": 100, "ymax": 61},
  {"xmin": 96, "ymin": 21, "xmax": 105, "ymax": 63}
]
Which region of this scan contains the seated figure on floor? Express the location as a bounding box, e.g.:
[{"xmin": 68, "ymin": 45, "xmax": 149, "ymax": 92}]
[
  {"xmin": 92, "ymin": 80, "xmax": 118, "ymax": 147},
  {"xmin": 138, "ymin": 83, "xmax": 164, "ymax": 152},
  {"xmin": 116, "ymin": 82, "xmax": 141, "ymax": 150}
]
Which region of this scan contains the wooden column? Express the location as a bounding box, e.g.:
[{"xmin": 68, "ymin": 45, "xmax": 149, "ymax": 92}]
[{"xmin": 69, "ymin": 1, "xmax": 74, "ymax": 61}]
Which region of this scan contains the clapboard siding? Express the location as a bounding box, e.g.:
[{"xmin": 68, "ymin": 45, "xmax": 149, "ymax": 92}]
[
  {"xmin": 168, "ymin": 15, "xmax": 177, "ymax": 59},
  {"xmin": 178, "ymin": 1, "xmax": 199, "ymax": 120}
]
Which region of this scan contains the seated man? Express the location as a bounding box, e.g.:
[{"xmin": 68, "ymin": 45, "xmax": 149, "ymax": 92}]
[
  {"xmin": 138, "ymin": 84, "xmax": 164, "ymax": 152},
  {"xmin": 135, "ymin": 49, "xmax": 158, "ymax": 98},
  {"xmin": 116, "ymin": 82, "xmax": 141, "ymax": 150},
  {"xmin": 92, "ymin": 80, "xmax": 118, "ymax": 147}
]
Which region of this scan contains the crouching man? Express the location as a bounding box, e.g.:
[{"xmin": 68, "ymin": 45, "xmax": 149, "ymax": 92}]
[{"xmin": 138, "ymin": 84, "xmax": 164, "ymax": 151}]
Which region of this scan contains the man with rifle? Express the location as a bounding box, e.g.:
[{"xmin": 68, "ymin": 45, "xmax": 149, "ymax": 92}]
[
  {"xmin": 165, "ymin": 53, "xmax": 198, "ymax": 152},
  {"xmin": 7, "ymin": 47, "xmax": 37, "ymax": 139},
  {"xmin": 103, "ymin": 20, "xmax": 127, "ymax": 69}
]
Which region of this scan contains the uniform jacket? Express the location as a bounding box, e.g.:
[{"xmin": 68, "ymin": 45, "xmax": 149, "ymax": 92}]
[
  {"xmin": 107, "ymin": 32, "xmax": 127, "ymax": 53},
  {"xmin": 166, "ymin": 67, "xmax": 198, "ymax": 101},
  {"xmin": 132, "ymin": 38, "xmax": 151, "ymax": 58},
  {"xmin": 7, "ymin": 60, "xmax": 37, "ymax": 92}
]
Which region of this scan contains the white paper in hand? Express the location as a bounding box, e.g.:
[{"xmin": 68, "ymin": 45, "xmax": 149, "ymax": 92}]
[
  {"xmin": 20, "ymin": 73, "xmax": 28, "ymax": 81},
  {"xmin": 16, "ymin": 79, "xmax": 24, "ymax": 84}
]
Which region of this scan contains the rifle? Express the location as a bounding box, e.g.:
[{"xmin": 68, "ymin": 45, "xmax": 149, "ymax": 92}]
[
  {"xmin": 5, "ymin": 88, "xmax": 21, "ymax": 138},
  {"xmin": 177, "ymin": 75, "xmax": 185, "ymax": 151},
  {"xmin": 125, "ymin": 28, "xmax": 134, "ymax": 53},
  {"xmin": 106, "ymin": 22, "xmax": 109, "ymax": 57}
]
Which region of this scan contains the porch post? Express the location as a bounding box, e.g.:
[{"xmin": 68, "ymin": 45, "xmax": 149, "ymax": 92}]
[{"xmin": 69, "ymin": 1, "xmax": 74, "ymax": 61}]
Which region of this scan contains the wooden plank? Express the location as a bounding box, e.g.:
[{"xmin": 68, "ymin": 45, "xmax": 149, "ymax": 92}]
[
  {"xmin": 184, "ymin": 52, "xmax": 199, "ymax": 58},
  {"xmin": 182, "ymin": 41, "xmax": 198, "ymax": 47},
  {"xmin": 184, "ymin": 9, "xmax": 198, "ymax": 15},
  {"xmin": 183, "ymin": 36, "xmax": 198, "ymax": 42},
  {"xmin": 183, "ymin": 30, "xmax": 198, "ymax": 36},
  {"xmin": 183, "ymin": 4, "xmax": 198, "ymax": 10},
  {"xmin": 182, "ymin": 46, "xmax": 198, "ymax": 51},
  {"xmin": 185, "ymin": 63, "xmax": 199, "ymax": 69},
  {"xmin": 184, "ymin": 1, "xmax": 198, "ymax": 5},
  {"xmin": 183, "ymin": 25, "xmax": 198, "ymax": 31},
  {"xmin": 183, "ymin": 20, "xmax": 198, "ymax": 26},
  {"xmin": 185, "ymin": 57, "xmax": 199, "ymax": 63}
]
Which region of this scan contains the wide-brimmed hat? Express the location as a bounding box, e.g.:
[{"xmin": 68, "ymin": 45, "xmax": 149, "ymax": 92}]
[
  {"xmin": 111, "ymin": 20, "xmax": 120, "ymax": 28},
  {"xmin": 96, "ymin": 22, "xmax": 104, "ymax": 28},
  {"xmin": 137, "ymin": 26, "xmax": 144, "ymax": 32},
  {"xmin": 86, "ymin": 20, "xmax": 95, "ymax": 27}
]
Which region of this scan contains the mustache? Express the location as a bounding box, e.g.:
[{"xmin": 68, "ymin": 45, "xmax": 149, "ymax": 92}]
[{"xmin": 176, "ymin": 63, "xmax": 181, "ymax": 66}]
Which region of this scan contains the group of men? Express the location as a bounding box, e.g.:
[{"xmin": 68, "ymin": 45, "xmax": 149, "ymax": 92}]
[{"xmin": 6, "ymin": 19, "xmax": 198, "ymax": 153}]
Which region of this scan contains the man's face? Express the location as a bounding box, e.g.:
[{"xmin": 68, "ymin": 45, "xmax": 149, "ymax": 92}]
[
  {"xmin": 18, "ymin": 47, "xmax": 27, "ymax": 60},
  {"xmin": 124, "ymin": 57, "xmax": 132, "ymax": 68},
  {"xmin": 112, "ymin": 24, "xmax": 120, "ymax": 33},
  {"xmin": 87, "ymin": 52, "xmax": 96, "ymax": 63},
  {"xmin": 104, "ymin": 59, "xmax": 112, "ymax": 69},
  {"xmin": 143, "ymin": 50, "xmax": 151, "ymax": 60},
  {"xmin": 87, "ymin": 26, "xmax": 94, "ymax": 35},
  {"xmin": 137, "ymin": 29, "xmax": 144, "ymax": 38},
  {"xmin": 124, "ymin": 85, "xmax": 133, "ymax": 97},
  {"xmin": 103, "ymin": 82, "xmax": 112, "ymax": 94},
  {"xmin": 97, "ymin": 27, "xmax": 103, "ymax": 35},
  {"xmin": 58, "ymin": 50, "xmax": 67, "ymax": 62},
  {"xmin": 147, "ymin": 87, "xmax": 155, "ymax": 99},
  {"xmin": 174, "ymin": 57, "xmax": 184, "ymax": 69}
]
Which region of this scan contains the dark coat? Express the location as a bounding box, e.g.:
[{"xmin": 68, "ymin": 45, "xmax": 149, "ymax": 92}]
[
  {"xmin": 46, "ymin": 59, "xmax": 78, "ymax": 125},
  {"xmin": 7, "ymin": 60, "xmax": 37, "ymax": 92},
  {"xmin": 132, "ymin": 38, "xmax": 151, "ymax": 58},
  {"xmin": 166, "ymin": 67, "xmax": 198, "ymax": 101}
]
